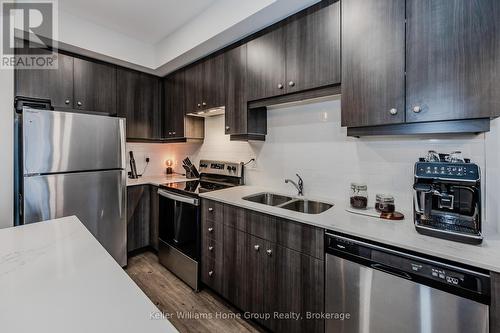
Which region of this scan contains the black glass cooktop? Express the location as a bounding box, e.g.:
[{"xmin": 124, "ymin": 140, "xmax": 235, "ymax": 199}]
[{"xmin": 161, "ymin": 180, "xmax": 232, "ymax": 197}]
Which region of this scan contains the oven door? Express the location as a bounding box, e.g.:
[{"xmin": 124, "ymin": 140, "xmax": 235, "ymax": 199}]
[{"xmin": 158, "ymin": 189, "xmax": 200, "ymax": 261}]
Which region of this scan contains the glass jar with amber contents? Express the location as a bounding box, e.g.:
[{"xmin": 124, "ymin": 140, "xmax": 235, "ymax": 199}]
[
  {"xmin": 375, "ymin": 194, "xmax": 395, "ymax": 213},
  {"xmin": 350, "ymin": 183, "xmax": 368, "ymax": 209}
]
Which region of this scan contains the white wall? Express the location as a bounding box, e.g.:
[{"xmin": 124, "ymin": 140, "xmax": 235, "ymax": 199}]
[
  {"xmin": 154, "ymin": 0, "xmax": 319, "ymax": 74},
  {"xmin": 0, "ymin": 61, "xmax": 14, "ymax": 229},
  {"xmin": 128, "ymin": 98, "xmax": 499, "ymax": 234}
]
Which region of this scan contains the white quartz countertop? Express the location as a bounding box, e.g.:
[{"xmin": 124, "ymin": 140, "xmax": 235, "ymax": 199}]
[
  {"xmin": 0, "ymin": 216, "xmax": 178, "ymax": 333},
  {"xmin": 200, "ymin": 185, "xmax": 500, "ymax": 273},
  {"xmin": 127, "ymin": 174, "xmax": 192, "ymax": 187}
]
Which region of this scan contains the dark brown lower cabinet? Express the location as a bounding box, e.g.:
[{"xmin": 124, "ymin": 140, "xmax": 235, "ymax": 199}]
[
  {"xmin": 221, "ymin": 226, "xmax": 253, "ymax": 310},
  {"xmin": 267, "ymin": 245, "xmax": 324, "ymax": 333},
  {"xmin": 127, "ymin": 185, "xmax": 150, "ymax": 252},
  {"xmin": 205, "ymin": 199, "xmax": 324, "ymax": 333},
  {"xmin": 149, "ymin": 186, "xmax": 159, "ymax": 251}
]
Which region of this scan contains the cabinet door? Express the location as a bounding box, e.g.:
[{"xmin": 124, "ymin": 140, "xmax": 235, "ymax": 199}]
[
  {"xmin": 266, "ymin": 246, "xmax": 325, "ymax": 333},
  {"xmin": 163, "ymin": 72, "xmax": 185, "ymax": 138},
  {"xmin": 15, "ymin": 51, "xmax": 74, "ymax": 109},
  {"xmin": 140, "ymin": 74, "xmax": 161, "ymax": 139},
  {"xmin": 341, "ymin": 0, "xmax": 405, "ymax": 127},
  {"xmin": 246, "ymin": 26, "xmax": 286, "ymax": 101},
  {"xmin": 224, "ymin": 45, "xmax": 248, "ymax": 135},
  {"xmin": 202, "ymin": 53, "xmax": 225, "ymax": 110},
  {"xmin": 285, "ymin": 0, "xmax": 340, "ymax": 93},
  {"xmin": 74, "ymin": 58, "xmax": 117, "ymax": 115},
  {"xmin": 406, "ymin": 0, "xmax": 500, "ymax": 122},
  {"xmin": 149, "ymin": 185, "xmax": 159, "ymax": 251},
  {"xmin": 127, "ymin": 186, "xmax": 150, "ymax": 252},
  {"xmin": 222, "ymin": 226, "xmax": 248, "ymax": 309},
  {"xmin": 117, "ymin": 69, "xmax": 161, "ymax": 140},
  {"xmin": 183, "ymin": 62, "xmax": 203, "ymax": 115},
  {"xmin": 223, "ymin": 226, "xmax": 265, "ymax": 313}
]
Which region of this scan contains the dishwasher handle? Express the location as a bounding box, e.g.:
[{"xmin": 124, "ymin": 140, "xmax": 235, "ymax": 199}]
[{"xmin": 371, "ymin": 263, "xmax": 413, "ymax": 280}]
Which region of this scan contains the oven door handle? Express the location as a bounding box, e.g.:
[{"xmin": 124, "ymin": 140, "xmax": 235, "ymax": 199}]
[{"xmin": 158, "ymin": 189, "xmax": 199, "ymax": 206}]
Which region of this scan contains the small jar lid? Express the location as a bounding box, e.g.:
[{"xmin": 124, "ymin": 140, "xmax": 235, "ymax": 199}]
[
  {"xmin": 351, "ymin": 183, "xmax": 367, "ymax": 191},
  {"xmin": 375, "ymin": 194, "xmax": 394, "ymax": 203}
]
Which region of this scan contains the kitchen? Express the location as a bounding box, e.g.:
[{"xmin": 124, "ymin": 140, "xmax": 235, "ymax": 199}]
[{"xmin": 1, "ymin": 0, "xmax": 500, "ymax": 332}]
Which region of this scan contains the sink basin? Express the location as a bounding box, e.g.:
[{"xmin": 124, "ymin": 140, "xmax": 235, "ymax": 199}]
[
  {"xmin": 242, "ymin": 193, "xmax": 294, "ymax": 206},
  {"xmin": 280, "ymin": 199, "xmax": 333, "ymax": 214}
]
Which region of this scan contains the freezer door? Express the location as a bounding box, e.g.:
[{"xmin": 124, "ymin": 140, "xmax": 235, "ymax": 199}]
[
  {"xmin": 23, "ymin": 170, "xmax": 127, "ymax": 266},
  {"xmin": 23, "ymin": 108, "xmax": 126, "ymax": 175}
]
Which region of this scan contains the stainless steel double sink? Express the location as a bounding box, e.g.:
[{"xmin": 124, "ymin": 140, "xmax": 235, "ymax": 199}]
[{"xmin": 242, "ymin": 192, "xmax": 333, "ymax": 214}]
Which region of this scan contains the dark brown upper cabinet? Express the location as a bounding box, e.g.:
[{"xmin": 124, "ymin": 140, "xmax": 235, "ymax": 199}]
[
  {"xmin": 164, "ymin": 71, "xmax": 205, "ymax": 141},
  {"xmin": 406, "ymin": 0, "xmax": 500, "ymax": 123},
  {"xmin": 164, "ymin": 71, "xmax": 186, "ymax": 138},
  {"xmin": 15, "ymin": 51, "xmax": 74, "ymax": 109},
  {"xmin": 183, "ymin": 61, "xmax": 203, "ymax": 115},
  {"xmin": 224, "ymin": 44, "xmax": 268, "ymax": 141},
  {"xmin": 202, "ymin": 53, "xmax": 225, "ymax": 110},
  {"xmin": 117, "ymin": 68, "xmax": 161, "ymax": 140},
  {"xmin": 74, "ymin": 57, "xmax": 117, "ymax": 115},
  {"xmin": 341, "ymin": 0, "xmax": 406, "ymax": 127},
  {"xmin": 224, "ymin": 45, "xmax": 247, "ymax": 135},
  {"xmin": 285, "ymin": 0, "xmax": 340, "ymax": 93},
  {"xmin": 183, "ymin": 54, "xmax": 225, "ymax": 115},
  {"xmin": 246, "ymin": 26, "xmax": 287, "ymax": 101},
  {"xmin": 246, "ymin": 0, "xmax": 340, "ymax": 102}
]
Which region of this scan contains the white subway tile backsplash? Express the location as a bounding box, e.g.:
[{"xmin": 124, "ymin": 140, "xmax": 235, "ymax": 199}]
[{"xmin": 127, "ymin": 98, "xmax": 499, "ymax": 234}]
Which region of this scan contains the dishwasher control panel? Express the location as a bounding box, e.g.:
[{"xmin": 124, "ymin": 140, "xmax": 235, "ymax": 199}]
[{"xmin": 326, "ymin": 232, "xmax": 490, "ymax": 301}]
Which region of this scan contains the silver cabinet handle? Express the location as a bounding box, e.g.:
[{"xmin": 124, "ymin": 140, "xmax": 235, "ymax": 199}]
[
  {"xmin": 208, "ymin": 246, "xmax": 214, "ymax": 251},
  {"xmin": 168, "ymin": 132, "xmax": 172, "ymax": 135},
  {"xmin": 266, "ymin": 249, "xmax": 272, "ymax": 256},
  {"xmin": 390, "ymin": 108, "xmax": 398, "ymax": 115},
  {"xmin": 288, "ymin": 81, "xmax": 295, "ymax": 87},
  {"xmin": 202, "ymin": 102, "xmax": 207, "ymax": 106},
  {"xmin": 65, "ymin": 99, "xmax": 70, "ymax": 105},
  {"xmin": 254, "ymin": 245, "xmax": 260, "ymax": 251},
  {"xmin": 277, "ymin": 83, "xmax": 284, "ymax": 89},
  {"xmin": 197, "ymin": 103, "xmax": 201, "ymax": 108},
  {"xmin": 208, "ymin": 270, "xmax": 214, "ymax": 277},
  {"xmin": 172, "ymin": 132, "xmax": 176, "ymax": 135},
  {"xmin": 413, "ymin": 106, "xmax": 422, "ymax": 113},
  {"xmin": 208, "ymin": 207, "xmax": 214, "ymax": 212},
  {"xmin": 225, "ymin": 126, "xmax": 230, "ymax": 131},
  {"xmin": 208, "ymin": 227, "xmax": 214, "ymax": 233},
  {"xmin": 77, "ymin": 101, "xmax": 82, "ymax": 106}
]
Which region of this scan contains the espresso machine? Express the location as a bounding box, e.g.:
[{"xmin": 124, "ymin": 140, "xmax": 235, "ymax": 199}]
[{"xmin": 413, "ymin": 151, "xmax": 482, "ymax": 244}]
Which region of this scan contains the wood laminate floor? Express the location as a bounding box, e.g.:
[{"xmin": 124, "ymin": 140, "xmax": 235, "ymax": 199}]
[{"xmin": 126, "ymin": 251, "xmax": 264, "ymax": 333}]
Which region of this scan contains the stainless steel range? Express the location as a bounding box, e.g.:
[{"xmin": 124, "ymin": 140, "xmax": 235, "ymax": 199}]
[{"xmin": 157, "ymin": 159, "xmax": 244, "ymax": 290}]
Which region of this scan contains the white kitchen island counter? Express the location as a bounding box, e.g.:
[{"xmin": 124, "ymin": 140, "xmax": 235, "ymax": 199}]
[{"xmin": 0, "ymin": 216, "xmax": 177, "ymax": 333}]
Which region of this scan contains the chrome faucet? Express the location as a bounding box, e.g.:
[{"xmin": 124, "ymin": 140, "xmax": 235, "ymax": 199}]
[{"xmin": 285, "ymin": 174, "xmax": 304, "ymax": 196}]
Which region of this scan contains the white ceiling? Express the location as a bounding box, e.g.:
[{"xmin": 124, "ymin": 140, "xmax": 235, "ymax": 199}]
[
  {"xmin": 50, "ymin": 0, "xmax": 319, "ymax": 73},
  {"xmin": 59, "ymin": 0, "xmax": 217, "ymax": 44}
]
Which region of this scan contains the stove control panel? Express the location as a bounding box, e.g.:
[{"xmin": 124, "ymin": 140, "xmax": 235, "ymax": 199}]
[{"xmin": 199, "ymin": 159, "xmax": 243, "ymax": 177}]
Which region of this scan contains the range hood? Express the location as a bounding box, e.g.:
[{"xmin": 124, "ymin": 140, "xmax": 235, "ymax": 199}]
[{"xmin": 187, "ymin": 106, "xmax": 225, "ymax": 117}]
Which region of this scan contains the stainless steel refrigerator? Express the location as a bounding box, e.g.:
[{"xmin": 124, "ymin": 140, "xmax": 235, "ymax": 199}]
[{"xmin": 15, "ymin": 107, "xmax": 127, "ymax": 267}]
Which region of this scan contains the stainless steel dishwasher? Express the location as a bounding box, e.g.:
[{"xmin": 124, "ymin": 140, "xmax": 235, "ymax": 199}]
[{"xmin": 325, "ymin": 232, "xmax": 490, "ymax": 333}]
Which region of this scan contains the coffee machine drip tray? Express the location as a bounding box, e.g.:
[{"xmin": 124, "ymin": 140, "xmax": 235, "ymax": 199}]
[{"xmin": 415, "ymin": 216, "xmax": 482, "ymax": 244}]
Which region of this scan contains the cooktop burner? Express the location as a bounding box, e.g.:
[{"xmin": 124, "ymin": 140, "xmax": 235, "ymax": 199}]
[
  {"xmin": 161, "ymin": 180, "xmax": 233, "ymax": 196},
  {"xmin": 161, "ymin": 159, "xmax": 244, "ymax": 197}
]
